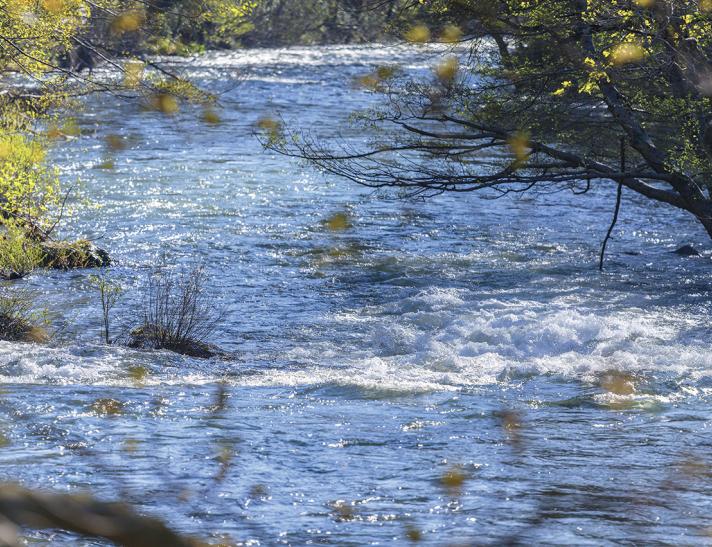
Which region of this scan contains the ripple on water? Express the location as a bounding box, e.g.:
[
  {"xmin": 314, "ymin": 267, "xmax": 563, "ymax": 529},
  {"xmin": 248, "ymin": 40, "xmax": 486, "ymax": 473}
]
[{"xmin": 5, "ymin": 43, "xmax": 711, "ymax": 544}]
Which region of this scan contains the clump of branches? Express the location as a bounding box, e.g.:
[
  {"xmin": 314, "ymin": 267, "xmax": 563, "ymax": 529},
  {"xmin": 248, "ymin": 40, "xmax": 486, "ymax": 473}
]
[
  {"xmin": 127, "ymin": 266, "xmax": 225, "ymax": 358},
  {"xmin": 0, "ymin": 289, "xmax": 48, "ymax": 343}
]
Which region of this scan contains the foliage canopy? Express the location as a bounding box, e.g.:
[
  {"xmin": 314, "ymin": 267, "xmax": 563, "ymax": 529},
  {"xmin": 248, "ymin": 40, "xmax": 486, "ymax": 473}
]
[{"xmin": 274, "ymin": 0, "xmax": 712, "ymax": 239}]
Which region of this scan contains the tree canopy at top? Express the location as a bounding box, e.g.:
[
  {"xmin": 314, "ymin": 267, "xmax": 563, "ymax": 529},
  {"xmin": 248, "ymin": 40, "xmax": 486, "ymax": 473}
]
[{"xmin": 274, "ymin": 0, "xmax": 712, "ymax": 240}]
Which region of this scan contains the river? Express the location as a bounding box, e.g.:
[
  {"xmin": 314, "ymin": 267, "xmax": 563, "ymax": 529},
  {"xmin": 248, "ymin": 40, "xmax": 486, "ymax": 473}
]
[{"xmin": 1, "ymin": 44, "xmax": 712, "ymax": 544}]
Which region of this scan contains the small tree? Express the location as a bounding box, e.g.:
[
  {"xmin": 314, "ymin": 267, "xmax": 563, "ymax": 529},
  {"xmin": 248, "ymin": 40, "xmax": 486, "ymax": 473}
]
[
  {"xmin": 89, "ymin": 270, "xmax": 122, "ymax": 344},
  {"xmin": 270, "ymin": 0, "xmax": 712, "ymax": 244}
]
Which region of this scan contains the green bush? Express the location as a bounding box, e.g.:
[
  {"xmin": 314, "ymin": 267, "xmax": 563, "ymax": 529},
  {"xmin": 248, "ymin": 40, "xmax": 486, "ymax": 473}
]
[
  {"xmin": 0, "ymin": 288, "xmax": 48, "ymax": 343},
  {"xmin": 0, "ymin": 223, "xmax": 45, "ymax": 279}
]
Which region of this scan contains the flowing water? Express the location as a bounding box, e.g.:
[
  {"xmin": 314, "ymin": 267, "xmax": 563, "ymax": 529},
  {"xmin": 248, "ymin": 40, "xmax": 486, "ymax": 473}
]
[{"xmin": 2, "ymin": 45, "xmax": 712, "ymax": 545}]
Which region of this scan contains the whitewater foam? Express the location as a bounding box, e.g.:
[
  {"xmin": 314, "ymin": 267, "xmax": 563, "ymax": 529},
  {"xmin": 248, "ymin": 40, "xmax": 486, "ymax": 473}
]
[{"xmin": 0, "ymin": 286, "xmax": 706, "ymax": 396}]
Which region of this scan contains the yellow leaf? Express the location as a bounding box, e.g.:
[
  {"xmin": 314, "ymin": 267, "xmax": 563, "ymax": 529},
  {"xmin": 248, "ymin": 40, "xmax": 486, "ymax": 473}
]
[
  {"xmin": 150, "ymin": 93, "xmax": 179, "ymax": 115},
  {"xmin": 440, "ymin": 465, "xmax": 467, "ymax": 496},
  {"xmin": 123, "ymin": 60, "xmax": 144, "ymax": 88},
  {"xmin": 105, "ymin": 134, "xmax": 126, "ymax": 151},
  {"xmin": 90, "ymin": 398, "xmax": 124, "ymax": 416},
  {"xmin": 42, "ymin": 0, "xmax": 65, "ymax": 13},
  {"xmin": 111, "ymin": 11, "xmax": 143, "ymax": 35},
  {"xmin": 508, "ymin": 131, "xmax": 531, "ymax": 166},
  {"xmin": 435, "ymin": 57, "xmax": 459, "ymax": 85},
  {"xmin": 610, "ymin": 42, "xmax": 647, "ymax": 65},
  {"xmin": 440, "ymin": 25, "xmax": 463, "ymax": 43},
  {"xmin": 202, "ymin": 109, "xmax": 221, "ymax": 125},
  {"xmin": 128, "ymin": 365, "xmax": 148, "ymax": 383},
  {"xmin": 94, "ymin": 160, "xmax": 115, "ymax": 170},
  {"xmin": 354, "ymin": 74, "xmax": 380, "ymax": 90},
  {"xmin": 600, "ymin": 371, "xmax": 636, "ymax": 395},
  {"xmin": 0, "ymin": 142, "xmax": 11, "ymax": 161},
  {"xmin": 325, "ymin": 212, "xmax": 351, "ymax": 231},
  {"xmin": 404, "ymin": 25, "xmax": 431, "ymax": 44}
]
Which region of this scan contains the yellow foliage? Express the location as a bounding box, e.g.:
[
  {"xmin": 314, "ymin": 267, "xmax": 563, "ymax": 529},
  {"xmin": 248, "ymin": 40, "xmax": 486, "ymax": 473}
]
[
  {"xmin": 325, "ymin": 212, "xmax": 351, "ymax": 231},
  {"xmin": 0, "ymin": 221, "xmax": 45, "ymax": 276},
  {"xmin": 508, "ymin": 131, "xmax": 531, "ymax": 167},
  {"xmin": 552, "ymin": 80, "xmax": 573, "ymax": 96},
  {"xmin": 0, "ymin": 131, "xmax": 59, "ymax": 229},
  {"xmin": 610, "ymin": 42, "xmax": 647, "ymax": 65},
  {"xmin": 435, "ymin": 57, "xmax": 459, "ymax": 85},
  {"xmin": 440, "ymin": 25, "xmax": 463, "ymax": 43},
  {"xmin": 404, "ymin": 25, "xmax": 431, "ymax": 44},
  {"xmin": 0, "ymin": 0, "xmax": 86, "ymax": 74}
]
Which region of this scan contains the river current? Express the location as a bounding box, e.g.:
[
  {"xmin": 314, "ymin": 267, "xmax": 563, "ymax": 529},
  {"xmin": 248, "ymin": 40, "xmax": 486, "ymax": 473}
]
[{"xmin": 1, "ymin": 44, "xmax": 712, "ymax": 545}]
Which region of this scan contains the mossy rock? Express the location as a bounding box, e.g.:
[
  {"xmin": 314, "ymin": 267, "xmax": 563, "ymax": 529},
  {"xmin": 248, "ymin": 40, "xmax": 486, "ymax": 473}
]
[
  {"xmin": 0, "ymin": 270, "xmax": 24, "ymax": 281},
  {"xmin": 0, "ymin": 314, "xmax": 49, "ymax": 343},
  {"xmin": 40, "ymin": 240, "xmax": 111, "ymax": 270}
]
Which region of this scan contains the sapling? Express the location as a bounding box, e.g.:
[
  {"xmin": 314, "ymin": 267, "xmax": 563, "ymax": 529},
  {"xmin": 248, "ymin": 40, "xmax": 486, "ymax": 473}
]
[{"xmin": 89, "ymin": 270, "xmax": 122, "ymax": 344}]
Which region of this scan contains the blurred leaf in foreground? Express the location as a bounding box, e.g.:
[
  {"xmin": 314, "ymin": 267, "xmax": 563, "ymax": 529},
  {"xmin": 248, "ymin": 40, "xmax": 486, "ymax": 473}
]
[
  {"xmin": 111, "ymin": 11, "xmax": 144, "ymax": 36},
  {"xmin": 150, "ymin": 93, "xmax": 180, "ymax": 115},
  {"xmin": 202, "ymin": 108, "xmax": 222, "ymax": 125},
  {"xmin": 123, "ymin": 60, "xmax": 144, "ymax": 88},
  {"xmin": 324, "ymin": 212, "xmax": 351, "ymax": 231},
  {"xmin": 90, "ymin": 398, "xmax": 124, "ymax": 416},
  {"xmin": 440, "ymin": 465, "xmax": 467, "ymax": 497},
  {"xmin": 600, "ymin": 371, "xmax": 636, "ymax": 395},
  {"xmin": 404, "ymin": 25, "xmax": 431, "ymax": 44},
  {"xmin": 508, "ymin": 131, "xmax": 531, "ymax": 169},
  {"xmin": 435, "ymin": 57, "xmax": 459, "ymax": 86},
  {"xmin": 105, "ymin": 135, "xmax": 127, "ymax": 152},
  {"xmin": 440, "ymin": 25, "xmax": 463, "ymax": 43}
]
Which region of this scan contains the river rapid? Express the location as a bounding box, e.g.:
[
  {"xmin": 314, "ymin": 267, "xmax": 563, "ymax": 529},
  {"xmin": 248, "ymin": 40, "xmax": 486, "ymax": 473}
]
[{"xmin": 2, "ymin": 44, "xmax": 712, "ymax": 545}]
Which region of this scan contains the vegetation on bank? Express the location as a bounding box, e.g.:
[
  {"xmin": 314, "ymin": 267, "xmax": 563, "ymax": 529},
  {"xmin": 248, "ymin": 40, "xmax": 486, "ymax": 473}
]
[
  {"xmin": 0, "ymin": 0, "xmax": 256, "ymax": 344},
  {"xmin": 237, "ymin": 0, "xmax": 432, "ymax": 47}
]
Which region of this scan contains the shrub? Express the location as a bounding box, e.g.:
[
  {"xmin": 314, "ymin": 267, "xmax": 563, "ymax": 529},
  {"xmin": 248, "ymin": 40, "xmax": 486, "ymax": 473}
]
[
  {"xmin": 0, "ymin": 288, "xmax": 48, "ymax": 343},
  {"xmin": 0, "ymin": 222, "xmax": 45, "ymax": 279},
  {"xmin": 0, "ymin": 131, "xmax": 60, "ymax": 234},
  {"xmin": 128, "ymin": 266, "xmax": 225, "ymax": 358}
]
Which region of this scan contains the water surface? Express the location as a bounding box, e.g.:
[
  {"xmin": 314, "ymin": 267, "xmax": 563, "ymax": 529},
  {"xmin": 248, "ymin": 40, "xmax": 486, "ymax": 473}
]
[{"xmin": 1, "ymin": 44, "xmax": 712, "ymax": 545}]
